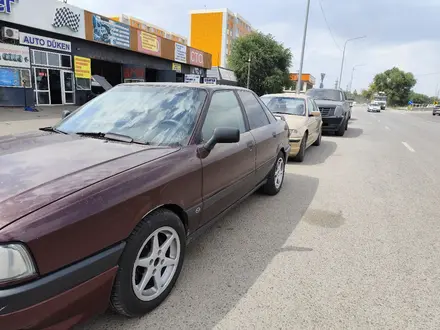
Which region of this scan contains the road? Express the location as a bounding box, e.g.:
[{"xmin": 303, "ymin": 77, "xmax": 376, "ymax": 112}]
[{"xmin": 4, "ymin": 106, "xmax": 440, "ymax": 329}]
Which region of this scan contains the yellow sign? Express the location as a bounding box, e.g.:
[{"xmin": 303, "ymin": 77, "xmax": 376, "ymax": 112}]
[
  {"xmin": 139, "ymin": 32, "xmax": 160, "ymax": 54},
  {"xmin": 172, "ymin": 63, "xmax": 182, "ymax": 73},
  {"xmin": 74, "ymin": 56, "xmax": 91, "ymax": 79}
]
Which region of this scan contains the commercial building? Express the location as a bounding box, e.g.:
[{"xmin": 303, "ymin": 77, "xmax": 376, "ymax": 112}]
[
  {"xmin": 289, "ymin": 73, "xmax": 316, "ymax": 92},
  {"xmin": 108, "ymin": 14, "xmax": 187, "ymax": 45},
  {"xmin": 189, "ymin": 8, "xmax": 254, "ymax": 68},
  {"xmin": 0, "ymin": 0, "xmax": 211, "ymax": 107}
]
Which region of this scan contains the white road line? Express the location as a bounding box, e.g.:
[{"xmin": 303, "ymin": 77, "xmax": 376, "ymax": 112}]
[
  {"xmin": 385, "ymin": 126, "xmax": 391, "ymax": 130},
  {"xmin": 402, "ymin": 142, "xmax": 415, "ymax": 153}
]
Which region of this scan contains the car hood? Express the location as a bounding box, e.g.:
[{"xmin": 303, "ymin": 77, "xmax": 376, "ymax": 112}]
[
  {"xmin": 282, "ymin": 115, "xmax": 308, "ymax": 130},
  {"xmin": 313, "ymin": 100, "xmax": 343, "ymax": 107},
  {"xmin": 0, "ymin": 132, "xmax": 178, "ymax": 229}
]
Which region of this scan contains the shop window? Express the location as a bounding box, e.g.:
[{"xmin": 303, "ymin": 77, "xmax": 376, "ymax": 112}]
[
  {"xmin": 47, "ymin": 52, "xmax": 60, "ymax": 67},
  {"xmin": 61, "ymin": 55, "xmax": 71, "ymax": 68},
  {"xmin": 76, "ymin": 78, "xmax": 91, "ymax": 90},
  {"xmin": 33, "ymin": 50, "xmax": 47, "ymax": 65}
]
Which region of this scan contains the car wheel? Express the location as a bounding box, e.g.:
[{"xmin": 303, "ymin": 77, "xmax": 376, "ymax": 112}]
[
  {"xmin": 110, "ymin": 209, "xmax": 186, "ymax": 317},
  {"xmin": 293, "ymin": 133, "xmax": 307, "ymax": 162},
  {"xmin": 262, "ymin": 151, "xmax": 285, "ymax": 196},
  {"xmin": 336, "ymin": 120, "xmax": 346, "ymax": 136},
  {"xmin": 313, "ymin": 129, "xmax": 321, "ymax": 146},
  {"xmin": 345, "ymin": 119, "xmax": 348, "ymax": 130}
]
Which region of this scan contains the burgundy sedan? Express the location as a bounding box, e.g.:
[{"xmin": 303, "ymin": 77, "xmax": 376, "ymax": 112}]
[{"xmin": 0, "ymin": 83, "xmax": 290, "ymax": 329}]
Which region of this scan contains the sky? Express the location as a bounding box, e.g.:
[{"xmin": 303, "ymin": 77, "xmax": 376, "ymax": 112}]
[{"xmin": 69, "ymin": 0, "xmax": 440, "ymax": 95}]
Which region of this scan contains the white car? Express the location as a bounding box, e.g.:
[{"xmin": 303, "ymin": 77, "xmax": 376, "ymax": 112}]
[{"xmin": 368, "ymin": 102, "xmax": 381, "ymax": 112}]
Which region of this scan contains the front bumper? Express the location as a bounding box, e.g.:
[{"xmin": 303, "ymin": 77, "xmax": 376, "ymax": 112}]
[
  {"xmin": 433, "ymin": 109, "xmax": 440, "ymax": 115},
  {"xmin": 0, "ymin": 243, "xmax": 124, "ymax": 330},
  {"xmin": 321, "ymin": 116, "xmax": 344, "ymax": 132},
  {"xmin": 369, "ymin": 108, "xmax": 381, "ymax": 112},
  {"xmin": 288, "ymin": 138, "xmax": 301, "ymax": 156}
]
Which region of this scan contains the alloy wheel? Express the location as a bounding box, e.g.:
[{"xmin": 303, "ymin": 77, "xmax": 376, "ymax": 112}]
[{"xmin": 274, "ymin": 157, "xmax": 285, "ymax": 189}]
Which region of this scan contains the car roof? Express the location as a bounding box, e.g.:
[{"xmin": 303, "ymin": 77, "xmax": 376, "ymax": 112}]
[
  {"xmin": 118, "ymin": 82, "xmax": 251, "ymax": 92},
  {"xmin": 261, "ymin": 93, "xmax": 309, "ymax": 99}
]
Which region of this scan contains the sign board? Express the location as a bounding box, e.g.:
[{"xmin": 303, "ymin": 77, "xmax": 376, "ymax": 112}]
[
  {"xmin": 203, "ymin": 77, "xmax": 217, "ymax": 85},
  {"xmin": 92, "ymin": 14, "xmax": 130, "ymax": 49},
  {"xmin": 74, "ymin": 56, "xmax": 91, "ymax": 79},
  {"xmin": 20, "ymin": 32, "xmax": 71, "ymax": 52},
  {"xmin": 184, "ymin": 74, "xmax": 200, "ymax": 83},
  {"xmin": 0, "ymin": 0, "xmax": 86, "ymax": 39},
  {"xmin": 172, "ymin": 63, "xmax": 182, "ymax": 73},
  {"xmin": 174, "ymin": 43, "xmax": 187, "ymax": 63},
  {"xmin": 0, "ymin": 43, "xmax": 30, "ymax": 68},
  {"xmin": 189, "ymin": 49, "xmax": 204, "ymax": 67},
  {"xmin": 137, "ymin": 31, "xmax": 161, "ymax": 56}
]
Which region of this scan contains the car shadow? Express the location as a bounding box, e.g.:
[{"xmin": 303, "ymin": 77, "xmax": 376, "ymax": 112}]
[
  {"xmin": 344, "ymin": 127, "xmax": 363, "ymax": 138},
  {"xmin": 76, "ymin": 173, "xmax": 319, "ymax": 330},
  {"xmin": 299, "ymin": 140, "xmax": 337, "ymax": 166}
]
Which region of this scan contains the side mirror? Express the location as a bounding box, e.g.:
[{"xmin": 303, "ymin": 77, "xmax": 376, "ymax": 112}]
[
  {"xmin": 310, "ymin": 111, "xmax": 321, "ymax": 117},
  {"xmin": 204, "ymin": 127, "xmax": 240, "ymax": 152},
  {"xmin": 62, "ymin": 110, "xmax": 72, "ymax": 119}
]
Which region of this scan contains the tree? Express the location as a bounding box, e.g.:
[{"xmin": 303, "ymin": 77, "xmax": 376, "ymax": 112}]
[
  {"xmin": 228, "ymin": 32, "xmax": 292, "ymax": 96},
  {"xmin": 409, "ymin": 91, "xmax": 430, "ymax": 104},
  {"xmin": 366, "ymin": 67, "xmax": 416, "ymax": 106}
]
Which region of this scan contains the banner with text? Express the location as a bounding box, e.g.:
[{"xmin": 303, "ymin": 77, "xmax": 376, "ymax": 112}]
[
  {"xmin": 137, "ymin": 31, "xmax": 161, "ymax": 56},
  {"xmin": 74, "ymin": 56, "xmax": 91, "ymax": 79}
]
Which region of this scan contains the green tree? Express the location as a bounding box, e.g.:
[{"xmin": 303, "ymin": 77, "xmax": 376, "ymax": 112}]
[
  {"xmin": 229, "ymin": 32, "xmax": 292, "ymax": 96},
  {"xmin": 409, "ymin": 91, "xmax": 430, "ymax": 104},
  {"xmin": 369, "ymin": 67, "xmax": 416, "ymax": 106}
]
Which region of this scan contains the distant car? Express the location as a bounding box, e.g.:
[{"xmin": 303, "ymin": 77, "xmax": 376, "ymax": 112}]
[
  {"xmin": 306, "ymin": 88, "xmax": 351, "ymax": 137},
  {"xmin": 433, "ymin": 105, "xmax": 440, "ymax": 116},
  {"xmin": 261, "ymin": 93, "xmax": 322, "ymax": 162},
  {"xmin": 0, "ymin": 83, "xmax": 291, "ymax": 330},
  {"xmin": 368, "ymin": 102, "xmax": 381, "ymax": 112}
]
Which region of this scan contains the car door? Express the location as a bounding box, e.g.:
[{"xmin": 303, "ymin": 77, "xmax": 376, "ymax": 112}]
[
  {"xmin": 199, "ymin": 90, "xmax": 256, "ymax": 226},
  {"xmin": 312, "ymin": 99, "xmax": 323, "ymax": 132},
  {"xmin": 237, "ymin": 90, "xmax": 279, "ymax": 184},
  {"xmin": 306, "ymin": 97, "xmax": 319, "ymax": 146}
]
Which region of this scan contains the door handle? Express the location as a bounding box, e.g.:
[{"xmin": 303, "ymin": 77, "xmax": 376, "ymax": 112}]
[
  {"xmin": 247, "ymin": 141, "xmax": 254, "ymax": 150},
  {"xmin": 272, "ymin": 132, "xmax": 277, "ymax": 138}
]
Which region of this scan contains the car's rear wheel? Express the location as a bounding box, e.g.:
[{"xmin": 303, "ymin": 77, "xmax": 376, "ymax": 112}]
[
  {"xmin": 293, "ymin": 133, "xmax": 307, "ymax": 162},
  {"xmin": 110, "ymin": 209, "xmax": 185, "ymax": 317},
  {"xmin": 313, "ymin": 129, "xmax": 321, "ymax": 146},
  {"xmin": 262, "ymin": 151, "xmax": 285, "ymax": 196}
]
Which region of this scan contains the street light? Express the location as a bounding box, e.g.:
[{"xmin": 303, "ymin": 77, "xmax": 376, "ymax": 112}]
[
  {"xmin": 349, "ymin": 64, "xmax": 365, "ymax": 92},
  {"xmin": 295, "ymin": 0, "xmax": 311, "ymax": 94},
  {"xmin": 338, "ymin": 36, "xmax": 366, "ymax": 89},
  {"xmin": 246, "ymin": 55, "xmax": 251, "ymax": 89}
]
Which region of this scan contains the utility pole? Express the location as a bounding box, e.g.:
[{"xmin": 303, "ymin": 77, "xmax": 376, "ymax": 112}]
[
  {"xmin": 246, "ymin": 55, "xmax": 251, "ymax": 89},
  {"xmin": 295, "ymin": 0, "xmax": 311, "ymax": 94},
  {"xmin": 338, "ymin": 36, "xmax": 366, "ymax": 89},
  {"xmin": 349, "ymin": 64, "xmax": 365, "ymax": 92},
  {"xmin": 334, "ymin": 79, "xmax": 338, "ymax": 89}
]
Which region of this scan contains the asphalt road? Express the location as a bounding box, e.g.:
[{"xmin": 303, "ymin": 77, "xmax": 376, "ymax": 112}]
[{"xmin": 4, "ymin": 106, "xmax": 440, "ymax": 329}]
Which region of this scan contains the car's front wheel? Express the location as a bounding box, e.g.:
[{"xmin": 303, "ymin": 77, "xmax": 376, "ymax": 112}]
[
  {"xmin": 262, "ymin": 151, "xmax": 285, "ymax": 196},
  {"xmin": 110, "ymin": 209, "xmax": 185, "ymax": 317}
]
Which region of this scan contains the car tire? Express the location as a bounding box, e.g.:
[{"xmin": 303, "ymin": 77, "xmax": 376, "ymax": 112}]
[
  {"xmin": 110, "ymin": 209, "xmax": 186, "ymax": 317},
  {"xmin": 293, "ymin": 133, "xmax": 307, "ymax": 162},
  {"xmin": 313, "ymin": 129, "xmax": 321, "ymax": 146},
  {"xmin": 262, "ymin": 151, "xmax": 285, "ymax": 196},
  {"xmin": 345, "ymin": 119, "xmax": 348, "ymax": 130},
  {"xmin": 336, "ymin": 120, "xmax": 346, "ymax": 137}
]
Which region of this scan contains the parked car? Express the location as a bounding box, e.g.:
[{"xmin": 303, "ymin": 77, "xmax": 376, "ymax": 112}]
[
  {"xmin": 368, "ymin": 102, "xmax": 381, "ymax": 112},
  {"xmin": 433, "ymin": 104, "xmax": 440, "ymax": 116},
  {"xmin": 306, "ymin": 88, "xmax": 352, "ymax": 137},
  {"xmin": 0, "ymin": 83, "xmax": 291, "ymax": 330},
  {"xmin": 261, "ymin": 93, "xmax": 322, "ymax": 162}
]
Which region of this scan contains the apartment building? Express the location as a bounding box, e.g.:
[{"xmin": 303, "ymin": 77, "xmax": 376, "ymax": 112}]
[
  {"xmin": 189, "ymin": 8, "xmax": 253, "ymax": 68},
  {"xmin": 109, "ymin": 14, "xmax": 188, "ymax": 45}
]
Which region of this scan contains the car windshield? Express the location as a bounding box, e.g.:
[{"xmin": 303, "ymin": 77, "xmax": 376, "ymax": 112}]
[
  {"xmin": 307, "ymin": 89, "xmax": 342, "ymax": 101},
  {"xmin": 55, "ymin": 85, "xmax": 207, "ymax": 146},
  {"xmin": 260, "ymin": 96, "xmax": 306, "ymax": 116}
]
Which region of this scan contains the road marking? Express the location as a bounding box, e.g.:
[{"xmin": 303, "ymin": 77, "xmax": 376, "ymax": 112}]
[
  {"xmin": 385, "ymin": 126, "xmax": 391, "ymax": 130},
  {"xmin": 402, "ymin": 142, "xmax": 415, "ymax": 153}
]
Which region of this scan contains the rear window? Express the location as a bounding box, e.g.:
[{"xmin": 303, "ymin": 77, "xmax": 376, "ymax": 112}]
[
  {"xmin": 260, "ymin": 96, "xmax": 306, "ymax": 116},
  {"xmin": 307, "ymin": 89, "xmax": 342, "ymax": 101}
]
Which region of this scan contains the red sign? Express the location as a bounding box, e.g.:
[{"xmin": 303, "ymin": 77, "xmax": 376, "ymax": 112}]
[{"xmin": 189, "ymin": 49, "xmax": 204, "ymax": 67}]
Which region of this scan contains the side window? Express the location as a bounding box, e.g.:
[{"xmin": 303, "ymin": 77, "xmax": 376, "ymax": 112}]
[
  {"xmin": 201, "ymin": 91, "xmax": 246, "ymax": 142},
  {"xmin": 307, "ymin": 98, "xmax": 315, "ymax": 115},
  {"xmin": 312, "ymin": 99, "xmax": 320, "ymax": 112},
  {"xmin": 341, "ymin": 92, "xmax": 346, "ymax": 101},
  {"xmin": 257, "ymin": 97, "xmax": 277, "ymax": 124},
  {"xmin": 238, "ymin": 91, "xmax": 270, "ymax": 129}
]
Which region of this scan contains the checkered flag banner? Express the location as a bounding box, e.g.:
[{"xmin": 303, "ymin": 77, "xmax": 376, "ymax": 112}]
[{"xmin": 52, "ymin": 7, "xmax": 80, "ymax": 32}]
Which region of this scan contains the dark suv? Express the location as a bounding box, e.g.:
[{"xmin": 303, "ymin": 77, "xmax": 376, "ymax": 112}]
[
  {"xmin": 306, "ymin": 88, "xmax": 351, "ymax": 136},
  {"xmin": 0, "ymin": 83, "xmax": 290, "ymax": 330}
]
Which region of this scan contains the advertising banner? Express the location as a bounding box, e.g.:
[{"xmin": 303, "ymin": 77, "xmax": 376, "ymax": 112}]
[
  {"xmin": 189, "ymin": 49, "xmax": 204, "ymax": 67},
  {"xmin": 92, "ymin": 14, "xmax": 130, "ymax": 49},
  {"xmin": 172, "ymin": 63, "xmax": 182, "ymax": 73},
  {"xmin": 0, "ymin": 67, "xmax": 20, "ymax": 87},
  {"xmin": 20, "ymin": 32, "xmax": 71, "ymax": 52},
  {"xmin": 0, "ymin": 43, "xmax": 30, "ymax": 68},
  {"xmin": 137, "ymin": 31, "xmax": 161, "ymax": 56},
  {"xmin": 174, "ymin": 43, "xmax": 187, "ymax": 63},
  {"xmin": 74, "ymin": 56, "xmax": 91, "ymax": 79},
  {"xmin": 184, "ymin": 74, "xmax": 200, "ymax": 83},
  {"xmin": 204, "ymin": 77, "xmax": 217, "ymax": 85}
]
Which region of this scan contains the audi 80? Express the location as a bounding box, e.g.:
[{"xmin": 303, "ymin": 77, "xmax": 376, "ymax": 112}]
[{"xmin": 0, "ymin": 83, "xmax": 290, "ymax": 330}]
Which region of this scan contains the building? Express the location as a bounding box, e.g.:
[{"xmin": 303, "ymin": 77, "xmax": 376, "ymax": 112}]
[
  {"xmin": 108, "ymin": 14, "xmax": 187, "ymax": 45},
  {"xmin": 289, "ymin": 73, "xmax": 316, "ymax": 92},
  {"xmin": 189, "ymin": 8, "xmax": 253, "ymax": 68},
  {"xmin": 0, "ymin": 0, "xmax": 211, "ymax": 107}
]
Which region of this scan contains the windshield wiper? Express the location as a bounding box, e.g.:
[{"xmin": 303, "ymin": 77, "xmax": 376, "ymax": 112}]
[
  {"xmin": 39, "ymin": 126, "xmax": 67, "ymax": 134},
  {"xmin": 75, "ymin": 132, "xmax": 150, "ymax": 145}
]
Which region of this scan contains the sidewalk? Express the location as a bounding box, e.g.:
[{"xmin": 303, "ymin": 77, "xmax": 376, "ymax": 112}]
[{"xmin": 0, "ymin": 105, "xmax": 78, "ymax": 136}]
